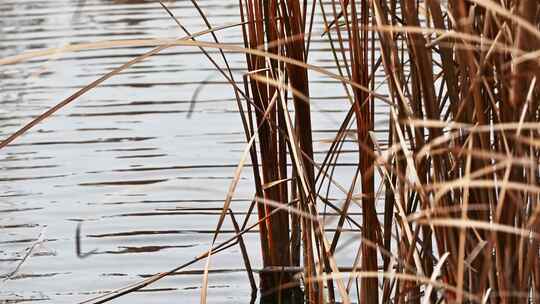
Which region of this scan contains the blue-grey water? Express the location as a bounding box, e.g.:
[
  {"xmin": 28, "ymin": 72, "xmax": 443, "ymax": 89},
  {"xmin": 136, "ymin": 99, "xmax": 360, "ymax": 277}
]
[{"xmin": 0, "ymin": 1, "xmax": 391, "ymax": 303}]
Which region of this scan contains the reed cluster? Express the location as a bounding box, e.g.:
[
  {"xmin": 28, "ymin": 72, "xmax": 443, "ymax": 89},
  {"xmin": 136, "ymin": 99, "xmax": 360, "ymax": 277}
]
[
  {"xmin": 231, "ymin": 0, "xmax": 540, "ymax": 303},
  {"xmin": 1, "ymin": 0, "xmax": 540, "ymax": 303}
]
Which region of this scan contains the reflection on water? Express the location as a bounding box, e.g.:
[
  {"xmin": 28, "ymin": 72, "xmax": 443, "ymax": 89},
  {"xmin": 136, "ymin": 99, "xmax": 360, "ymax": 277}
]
[{"xmin": 0, "ymin": 0, "xmax": 385, "ymax": 303}]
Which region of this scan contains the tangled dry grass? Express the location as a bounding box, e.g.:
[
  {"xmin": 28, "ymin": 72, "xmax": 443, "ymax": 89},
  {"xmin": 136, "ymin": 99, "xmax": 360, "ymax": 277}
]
[{"xmin": 1, "ymin": 0, "xmax": 540, "ymax": 303}]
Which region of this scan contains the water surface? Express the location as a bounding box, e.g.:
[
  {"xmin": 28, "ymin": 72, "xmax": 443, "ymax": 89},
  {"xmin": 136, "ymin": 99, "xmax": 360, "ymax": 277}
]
[{"xmin": 0, "ymin": 1, "xmax": 386, "ymax": 302}]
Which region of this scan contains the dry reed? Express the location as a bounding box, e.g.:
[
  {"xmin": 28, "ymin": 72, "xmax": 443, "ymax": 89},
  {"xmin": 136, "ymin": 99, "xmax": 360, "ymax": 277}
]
[{"xmin": 1, "ymin": 0, "xmax": 540, "ymax": 303}]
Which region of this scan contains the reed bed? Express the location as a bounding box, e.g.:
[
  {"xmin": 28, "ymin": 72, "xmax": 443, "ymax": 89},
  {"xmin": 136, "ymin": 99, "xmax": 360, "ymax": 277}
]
[{"xmin": 2, "ymin": 0, "xmax": 540, "ymax": 303}]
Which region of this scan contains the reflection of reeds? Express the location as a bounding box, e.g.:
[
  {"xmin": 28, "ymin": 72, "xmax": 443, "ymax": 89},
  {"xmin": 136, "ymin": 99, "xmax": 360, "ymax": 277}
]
[{"xmin": 2, "ymin": 0, "xmax": 540, "ymax": 303}]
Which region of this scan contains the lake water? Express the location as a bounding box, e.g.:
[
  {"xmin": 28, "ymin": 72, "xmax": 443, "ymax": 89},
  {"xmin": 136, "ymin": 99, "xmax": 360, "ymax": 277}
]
[{"xmin": 0, "ymin": 0, "xmax": 390, "ymax": 303}]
